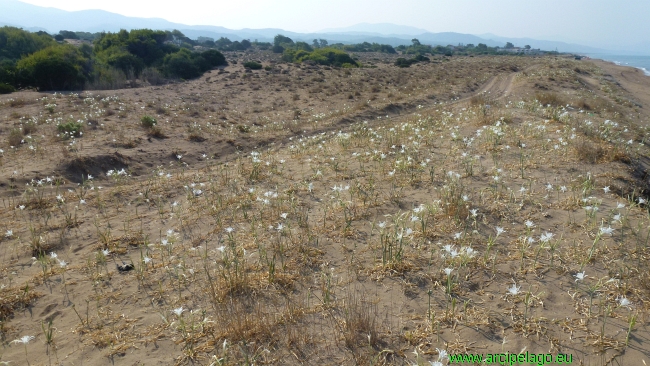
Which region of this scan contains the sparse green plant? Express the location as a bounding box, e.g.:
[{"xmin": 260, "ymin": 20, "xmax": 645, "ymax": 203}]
[
  {"xmin": 57, "ymin": 120, "xmax": 83, "ymax": 137},
  {"xmin": 243, "ymin": 61, "xmax": 262, "ymax": 70},
  {"xmin": 141, "ymin": 115, "xmax": 157, "ymax": 128}
]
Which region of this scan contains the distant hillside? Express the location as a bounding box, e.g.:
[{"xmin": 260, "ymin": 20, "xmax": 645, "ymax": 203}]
[
  {"xmin": 318, "ymin": 23, "xmax": 431, "ymax": 36},
  {"xmin": 0, "ymin": 0, "xmax": 609, "ymax": 53}
]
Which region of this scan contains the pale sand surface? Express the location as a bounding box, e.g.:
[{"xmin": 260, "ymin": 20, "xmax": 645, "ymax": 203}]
[{"xmin": 589, "ymin": 59, "xmax": 650, "ymax": 116}]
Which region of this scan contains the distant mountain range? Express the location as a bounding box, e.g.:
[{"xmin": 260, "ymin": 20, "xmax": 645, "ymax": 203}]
[{"xmin": 0, "ymin": 0, "xmax": 610, "ymax": 54}]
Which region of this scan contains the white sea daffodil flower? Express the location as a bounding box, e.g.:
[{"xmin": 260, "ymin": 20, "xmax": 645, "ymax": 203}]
[
  {"xmin": 618, "ymin": 296, "xmax": 631, "ymax": 308},
  {"xmin": 12, "ymin": 335, "xmax": 35, "ymax": 345},
  {"xmin": 599, "ymin": 226, "xmax": 614, "ymax": 236},
  {"xmin": 507, "ymin": 284, "xmax": 521, "ymax": 295}
]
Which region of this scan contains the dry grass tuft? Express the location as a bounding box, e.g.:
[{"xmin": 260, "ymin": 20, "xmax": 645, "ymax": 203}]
[
  {"xmin": 574, "ymin": 139, "xmax": 605, "ymax": 163},
  {"xmin": 0, "ymin": 285, "xmax": 43, "ymax": 331},
  {"xmin": 342, "ymin": 290, "xmax": 381, "ymax": 350},
  {"xmin": 147, "ymin": 125, "xmax": 168, "ymax": 138},
  {"xmin": 7, "ymin": 128, "xmax": 22, "ymax": 146},
  {"xmin": 536, "ymin": 91, "xmax": 566, "ymax": 107}
]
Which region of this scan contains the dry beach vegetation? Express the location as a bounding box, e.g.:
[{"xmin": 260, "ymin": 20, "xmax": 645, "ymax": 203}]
[{"xmin": 1, "ymin": 52, "xmax": 650, "ymax": 365}]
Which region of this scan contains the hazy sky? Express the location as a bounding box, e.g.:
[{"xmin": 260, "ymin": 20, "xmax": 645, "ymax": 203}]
[{"xmin": 16, "ymin": 0, "xmax": 649, "ymax": 49}]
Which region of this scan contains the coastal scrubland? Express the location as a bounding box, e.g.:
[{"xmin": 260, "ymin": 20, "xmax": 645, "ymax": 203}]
[{"xmin": 1, "ymin": 51, "xmax": 650, "ymax": 365}]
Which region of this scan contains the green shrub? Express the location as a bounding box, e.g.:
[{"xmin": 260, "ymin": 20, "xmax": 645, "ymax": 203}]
[
  {"xmin": 16, "ymin": 45, "xmax": 89, "ymax": 90},
  {"xmin": 0, "ymin": 60, "xmax": 17, "ymax": 86},
  {"xmin": 341, "ymin": 42, "xmax": 396, "ymax": 54},
  {"xmin": 243, "ymin": 61, "xmax": 262, "ymax": 70},
  {"xmin": 141, "ymin": 115, "xmax": 157, "ymax": 128},
  {"xmin": 412, "ymin": 54, "xmax": 430, "ymax": 62},
  {"xmin": 0, "ymin": 26, "xmax": 55, "ymax": 61},
  {"xmin": 294, "ymin": 42, "xmax": 313, "ymax": 52},
  {"xmin": 394, "ymin": 55, "xmax": 429, "ymax": 68},
  {"xmin": 57, "ymin": 121, "xmax": 83, "ymax": 137},
  {"xmin": 274, "ymin": 35, "xmax": 294, "ymax": 48},
  {"xmin": 162, "ymin": 49, "xmax": 200, "ymax": 79},
  {"xmin": 104, "ymin": 49, "xmax": 145, "ymax": 77},
  {"xmin": 395, "ymin": 58, "xmax": 412, "ymax": 67},
  {"xmin": 0, "ymin": 27, "xmax": 229, "ymax": 91},
  {"xmin": 282, "ymin": 47, "xmax": 358, "ymax": 67},
  {"xmin": 201, "ymin": 49, "xmax": 227, "ymax": 67},
  {"xmin": 0, "ymin": 83, "xmax": 14, "ymax": 94}
]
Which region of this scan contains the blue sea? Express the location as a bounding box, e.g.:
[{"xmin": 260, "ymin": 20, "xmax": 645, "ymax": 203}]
[{"xmin": 585, "ymin": 54, "xmax": 650, "ymax": 76}]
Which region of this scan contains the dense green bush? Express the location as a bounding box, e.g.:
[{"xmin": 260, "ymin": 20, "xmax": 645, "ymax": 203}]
[
  {"xmin": 96, "ymin": 29, "xmax": 173, "ymax": 66},
  {"xmin": 211, "ymin": 37, "xmax": 252, "ymax": 51},
  {"xmin": 339, "ymin": 42, "xmax": 396, "ymax": 54},
  {"xmin": 0, "ymin": 60, "xmax": 16, "ymax": 86},
  {"xmin": 162, "ymin": 48, "xmax": 227, "ymax": 79},
  {"xmin": 395, "ymin": 58, "xmax": 411, "ymax": 68},
  {"xmin": 0, "ymin": 26, "xmax": 55, "ymax": 61},
  {"xmin": 93, "ymin": 29, "xmax": 179, "ymax": 79},
  {"xmin": 17, "ymin": 45, "xmax": 89, "ymax": 90},
  {"xmin": 0, "ymin": 83, "xmax": 15, "ymax": 94},
  {"xmin": 201, "ymin": 49, "xmax": 226, "ymax": 67},
  {"xmin": 413, "ymin": 54, "xmax": 430, "ymax": 62},
  {"xmin": 58, "ymin": 30, "xmax": 79, "ymax": 39},
  {"xmin": 255, "ymin": 42, "xmax": 271, "ymax": 50},
  {"xmin": 395, "ymin": 54, "xmax": 430, "ymax": 68},
  {"xmin": 74, "ymin": 31, "xmax": 101, "ymax": 41},
  {"xmin": 243, "ymin": 61, "xmax": 262, "ymax": 70},
  {"xmin": 162, "ymin": 49, "xmax": 200, "ymax": 79},
  {"xmin": 104, "ymin": 49, "xmax": 145, "ymax": 76},
  {"xmin": 294, "ymin": 42, "xmax": 313, "ymax": 52},
  {"xmin": 283, "ymin": 47, "xmax": 359, "ymax": 67},
  {"xmin": 274, "ymin": 34, "xmax": 294, "ymax": 48},
  {"xmin": 0, "ymin": 27, "xmax": 230, "ymax": 90}
]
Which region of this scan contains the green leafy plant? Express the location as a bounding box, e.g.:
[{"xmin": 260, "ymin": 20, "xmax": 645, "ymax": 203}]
[
  {"xmin": 57, "ymin": 121, "xmax": 83, "ymax": 137},
  {"xmin": 141, "ymin": 115, "xmax": 157, "ymax": 128},
  {"xmin": 0, "ymin": 82, "xmax": 15, "ymax": 94},
  {"xmin": 243, "ymin": 61, "xmax": 262, "ymax": 70}
]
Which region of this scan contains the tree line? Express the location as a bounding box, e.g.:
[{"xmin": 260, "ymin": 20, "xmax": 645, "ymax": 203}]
[
  {"xmin": 0, "ymin": 26, "xmax": 548, "ymax": 93},
  {"xmin": 0, "ymin": 27, "xmax": 227, "ymax": 92}
]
